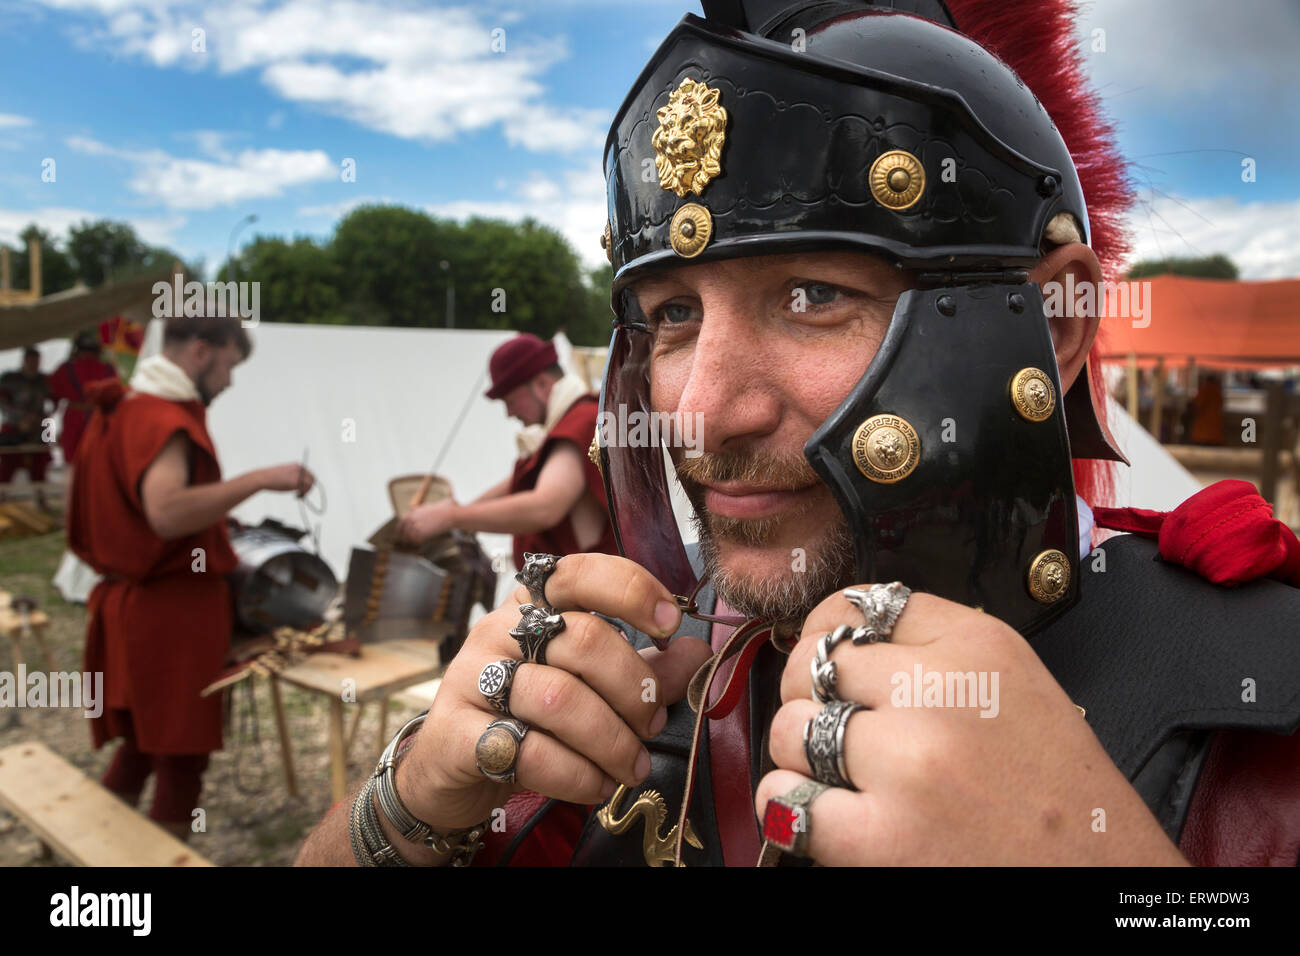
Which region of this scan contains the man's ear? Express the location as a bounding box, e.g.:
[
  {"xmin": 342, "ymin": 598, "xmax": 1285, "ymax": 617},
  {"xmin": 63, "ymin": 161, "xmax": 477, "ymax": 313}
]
[{"xmin": 1028, "ymin": 242, "xmax": 1103, "ymax": 393}]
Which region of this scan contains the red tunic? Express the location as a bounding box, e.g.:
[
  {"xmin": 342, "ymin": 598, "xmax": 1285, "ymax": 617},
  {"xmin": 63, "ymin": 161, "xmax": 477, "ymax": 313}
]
[
  {"xmin": 48, "ymin": 356, "xmax": 119, "ymax": 462},
  {"xmin": 68, "ymin": 380, "xmax": 238, "ymax": 755},
  {"xmin": 508, "ymin": 395, "xmax": 617, "ymax": 568}
]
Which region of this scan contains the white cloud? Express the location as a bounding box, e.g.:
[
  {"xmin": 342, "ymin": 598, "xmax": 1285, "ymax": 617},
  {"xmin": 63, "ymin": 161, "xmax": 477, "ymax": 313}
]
[
  {"xmin": 0, "ymin": 206, "xmax": 185, "ymax": 250},
  {"xmin": 0, "ymin": 114, "xmax": 33, "ymax": 129},
  {"xmin": 296, "ymin": 195, "xmax": 392, "ymax": 220},
  {"xmin": 1124, "ymin": 194, "xmax": 1300, "ymax": 280},
  {"xmin": 36, "ymin": 0, "xmax": 609, "ymax": 153},
  {"xmin": 65, "ymin": 135, "xmax": 336, "ymax": 210},
  {"xmin": 427, "ymin": 160, "xmax": 609, "ymax": 270},
  {"xmin": 1078, "ymin": 0, "xmax": 1299, "ymax": 101}
]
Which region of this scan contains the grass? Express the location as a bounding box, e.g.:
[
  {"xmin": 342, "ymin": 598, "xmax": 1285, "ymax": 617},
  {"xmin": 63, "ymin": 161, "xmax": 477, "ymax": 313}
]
[{"xmin": 0, "ymin": 528, "xmax": 421, "ymax": 866}]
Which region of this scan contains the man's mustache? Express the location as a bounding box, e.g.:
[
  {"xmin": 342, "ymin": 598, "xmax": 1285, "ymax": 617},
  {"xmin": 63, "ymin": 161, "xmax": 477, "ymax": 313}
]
[{"xmin": 674, "ymin": 448, "xmax": 820, "ymax": 490}]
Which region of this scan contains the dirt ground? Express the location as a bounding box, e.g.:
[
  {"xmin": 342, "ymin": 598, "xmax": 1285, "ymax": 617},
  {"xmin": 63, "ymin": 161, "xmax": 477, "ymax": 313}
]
[{"xmin": 0, "ymin": 529, "xmax": 424, "ymax": 867}]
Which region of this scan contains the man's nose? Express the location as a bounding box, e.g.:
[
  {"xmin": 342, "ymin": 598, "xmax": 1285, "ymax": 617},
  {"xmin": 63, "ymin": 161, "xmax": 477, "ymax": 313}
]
[{"xmin": 674, "ymin": 297, "xmax": 782, "ymax": 452}]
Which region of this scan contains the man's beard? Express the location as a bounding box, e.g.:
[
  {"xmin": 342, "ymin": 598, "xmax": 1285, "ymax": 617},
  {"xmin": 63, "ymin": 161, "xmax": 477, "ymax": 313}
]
[
  {"xmin": 676, "ymin": 449, "xmax": 856, "ymax": 629},
  {"xmin": 196, "ymin": 359, "xmax": 216, "ymax": 407}
]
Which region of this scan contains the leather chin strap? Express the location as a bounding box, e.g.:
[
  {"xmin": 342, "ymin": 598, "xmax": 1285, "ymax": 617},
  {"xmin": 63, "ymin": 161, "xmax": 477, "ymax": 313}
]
[{"xmin": 669, "ymin": 582, "xmax": 801, "ymax": 867}]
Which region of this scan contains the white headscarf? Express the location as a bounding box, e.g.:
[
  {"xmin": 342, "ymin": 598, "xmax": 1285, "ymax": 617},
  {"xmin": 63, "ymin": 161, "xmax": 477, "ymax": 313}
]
[
  {"xmin": 516, "ymin": 373, "xmax": 593, "ymax": 458},
  {"xmin": 129, "ymin": 354, "xmax": 201, "ymax": 402}
]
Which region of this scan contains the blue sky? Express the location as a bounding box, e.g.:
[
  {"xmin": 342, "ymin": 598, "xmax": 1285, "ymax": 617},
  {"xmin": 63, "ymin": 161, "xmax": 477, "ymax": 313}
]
[{"xmin": 1, "ymin": 0, "xmax": 1297, "ymax": 280}]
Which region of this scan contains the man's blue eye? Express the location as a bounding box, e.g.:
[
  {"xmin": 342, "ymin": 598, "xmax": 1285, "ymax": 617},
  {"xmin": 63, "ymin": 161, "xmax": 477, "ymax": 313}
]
[
  {"xmin": 800, "ymin": 283, "xmax": 839, "ymax": 306},
  {"xmin": 660, "ymin": 303, "xmax": 695, "ymax": 324}
]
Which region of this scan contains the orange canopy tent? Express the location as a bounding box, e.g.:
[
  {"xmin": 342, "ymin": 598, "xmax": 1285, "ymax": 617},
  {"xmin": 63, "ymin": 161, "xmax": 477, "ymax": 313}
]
[{"xmin": 1097, "ymin": 276, "xmax": 1300, "ymax": 370}]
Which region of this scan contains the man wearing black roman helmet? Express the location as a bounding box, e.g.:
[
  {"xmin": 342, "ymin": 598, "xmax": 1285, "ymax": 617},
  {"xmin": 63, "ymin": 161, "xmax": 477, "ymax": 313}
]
[{"xmin": 300, "ymin": 0, "xmax": 1300, "ymax": 868}]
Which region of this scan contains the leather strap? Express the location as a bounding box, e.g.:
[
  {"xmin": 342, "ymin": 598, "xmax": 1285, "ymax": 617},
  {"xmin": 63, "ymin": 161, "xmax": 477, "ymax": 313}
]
[
  {"xmin": 673, "ymin": 617, "xmax": 771, "ymax": 866},
  {"xmin": 707, "ymin": 603, "xmax": 763, "ymax": 866}
]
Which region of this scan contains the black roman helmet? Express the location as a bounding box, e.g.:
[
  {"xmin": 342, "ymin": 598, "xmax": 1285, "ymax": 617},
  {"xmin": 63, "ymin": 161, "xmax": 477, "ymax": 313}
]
[{"xmin": 594, "ymin": 0, "xmax": 1130, "ymax": 635}]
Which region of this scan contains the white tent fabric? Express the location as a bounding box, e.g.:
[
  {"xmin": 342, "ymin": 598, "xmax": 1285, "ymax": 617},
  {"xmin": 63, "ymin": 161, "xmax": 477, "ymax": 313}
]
[
  {"xmin": 1104, "ymin": 395, "xmax": 1204, "ymax": 511},
  {"xmin": 0, "ymin": 339, "xmax": 73, "ymax": 471},
  {"xmin": 0, "ymin": 338, "xmax": 72, "ymax": 379},
  {"xmin": 150, "ymin": 322, "xmax": 528, "ymax": 586}
]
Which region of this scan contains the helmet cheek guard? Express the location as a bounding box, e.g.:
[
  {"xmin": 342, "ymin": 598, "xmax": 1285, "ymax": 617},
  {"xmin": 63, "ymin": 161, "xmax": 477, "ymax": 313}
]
[
  {"xmin": 596, "ymin": 5, "xmax": 1129, "ymax": 636},
  {"xmin": 805, "ymin": 282, "xmax": 1078, "ymax": 633}
]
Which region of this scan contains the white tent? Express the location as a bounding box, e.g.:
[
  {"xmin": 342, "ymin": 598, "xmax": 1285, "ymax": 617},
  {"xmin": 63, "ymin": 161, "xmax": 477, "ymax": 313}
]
[
  {"xmin": 1104, "ymin": 394, "xmax": 1204, "ymax": 511},
  {"xmin": 0, "ymin": 338, "xmax": 73, "ymax": 469},
  {"xmin": 143, "ymin": 322, "xmax": 534, "ymax": 587}
]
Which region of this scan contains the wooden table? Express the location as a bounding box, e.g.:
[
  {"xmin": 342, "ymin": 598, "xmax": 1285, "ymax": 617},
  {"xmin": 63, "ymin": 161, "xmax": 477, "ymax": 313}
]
[{"xmin": 269, "ymin": 639, "xmax": 443, "ymax": 803}]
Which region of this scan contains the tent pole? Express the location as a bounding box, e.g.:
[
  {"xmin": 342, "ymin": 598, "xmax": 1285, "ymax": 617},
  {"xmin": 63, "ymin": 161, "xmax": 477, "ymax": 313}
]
[
  {"xmin": 1126, "ymin": 352, "xmax": 1139, "ymax": 420},
  {"xmin": 1151, "ymin": 357, "xmax": 1166, "ymax": 442},
  {"xmin": 1260, "ymin": 381, "xmax": 1284, "ymax": 505}
]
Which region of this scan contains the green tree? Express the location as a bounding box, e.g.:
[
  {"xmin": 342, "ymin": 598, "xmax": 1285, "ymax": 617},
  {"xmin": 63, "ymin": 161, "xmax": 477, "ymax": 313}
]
[
  {"xmin": 66, "ymin": 219, "xmax": 185, "ymax": 285},
  {"xmin": 1127, "ymin": 254, "xmax": 1239, "ymax": 280},
  {"xmin": 567, "ymin": 262, "xmax": 616, "ymax": 347},
  {"xmin": 218, "ymin": 236, "xmax": 344, "ymax": 323},
  {"xmin": 5, "ymin": 224, "xmax": 78, "ymax": 295},
  {"xmin": 330, "ymin": 205, "xmax": 456, "ymax": 327},
  {"xmin": 453, "ymin": 216, "xmax": 589, "ymax": 337}
]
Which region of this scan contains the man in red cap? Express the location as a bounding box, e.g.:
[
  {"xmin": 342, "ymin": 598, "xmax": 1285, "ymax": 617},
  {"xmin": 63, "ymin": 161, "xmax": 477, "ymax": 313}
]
[{"xmin": 400, "ymin": 333, "xmax": 617, "ymax": 568}]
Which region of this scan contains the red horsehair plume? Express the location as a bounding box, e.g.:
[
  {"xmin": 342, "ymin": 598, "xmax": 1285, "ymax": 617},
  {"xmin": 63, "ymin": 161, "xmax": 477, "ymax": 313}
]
[{"xmin": 946, "ymin": 0, "xmax": 1134, "ymax": 505}]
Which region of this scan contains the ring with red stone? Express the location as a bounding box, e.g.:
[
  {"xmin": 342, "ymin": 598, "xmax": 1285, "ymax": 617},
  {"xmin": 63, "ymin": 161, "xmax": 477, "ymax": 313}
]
[{"xmin": 763, "ymin": 779, "xmax": 831, "ymax": 858}]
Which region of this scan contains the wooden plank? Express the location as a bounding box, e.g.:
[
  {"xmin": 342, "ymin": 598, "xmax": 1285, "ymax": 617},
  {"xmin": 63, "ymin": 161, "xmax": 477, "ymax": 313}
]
[
  {"xmin": 0, "ymin": 608, "xmax": 50, "ymax": 639},
  {"xmin": 0, "ymin": 503, "xmax": 56, "ymax": 535},
  {"xmin": 274, "ymin": 640, "xmax": 443, "ymax": 702},
  {"xmin": 1165, "ymin": 444, "xmax": 1294, "ymax": 474},
  {"xmin": 0, "ymin": 742, "xmax": 213, "ymax": 867}
]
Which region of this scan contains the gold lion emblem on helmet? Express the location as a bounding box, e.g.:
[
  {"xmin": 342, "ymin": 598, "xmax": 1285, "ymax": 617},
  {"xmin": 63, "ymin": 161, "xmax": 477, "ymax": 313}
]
[{"xmin": 652, "ymin": 78, "xmax": 727, "ymax": 198}]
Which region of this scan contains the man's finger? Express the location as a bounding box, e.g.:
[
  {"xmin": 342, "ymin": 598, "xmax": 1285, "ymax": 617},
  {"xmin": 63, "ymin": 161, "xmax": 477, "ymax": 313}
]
[
  {"xmin": 754, "ymin": 769, "xmax": 876, "ymax": 867},
  {"xmin": 448, "ymin": 707, "xmax": 615, "ymax": 806},
  {"xmin": 509, "ymin": 553, "xmax": 681, "ymax": 641},
  {"xmin": 640, "ymin": 635, "xmax": 713, "ymax": 708},
  {"xmin": 532, "ymin": 612, "xmax": 664, "ymax": 739},
  {"xmin": 781, "ymin": 630, "xmax": 920, "ymax": 704},
  {"xmin": 801, "ymin": 590, "xmax": 959, "ymax": 648},
  {"xmin": 767, "ymin": 698, "xmax": 886, "ymax": 788}
]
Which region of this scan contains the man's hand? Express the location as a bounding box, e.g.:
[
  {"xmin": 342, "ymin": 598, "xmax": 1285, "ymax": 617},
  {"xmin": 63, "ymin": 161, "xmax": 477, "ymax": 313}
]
[
  {"xmin": 141, "ymin": 437, "xmax": 318, "ymax": 540},
  {"xmin": 398, "ymin": 499, "xmax": 459, "ymax": 544},
  {"xmin": 386, "ymin": 553, "xmax": 713, "ymax": 852},
  {"xmin": 259, "ymin": 462, "xmax": 316, "ymax": 496},
  {"xmin": 755, "ymin": 588, "xmax": 1189, "ymax": 866}
]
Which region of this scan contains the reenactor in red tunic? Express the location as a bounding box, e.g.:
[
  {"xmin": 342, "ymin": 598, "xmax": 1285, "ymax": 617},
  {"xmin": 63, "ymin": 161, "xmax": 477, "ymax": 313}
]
[{"xmin": 69, "ymin": 316, "xmax": 314, "ymax": 838}]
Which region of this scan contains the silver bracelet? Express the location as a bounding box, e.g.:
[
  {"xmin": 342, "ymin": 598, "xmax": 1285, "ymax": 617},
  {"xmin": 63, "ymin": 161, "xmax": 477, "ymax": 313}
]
[
  {"xmin": 369, "ymin": 711, "xmax": 489, "ymax": 867},
  {"xmin": 350, "ymin": 775, "xmax": 411, "ymax": 867},
  {"xmin": 373, "ymin": 714, "xmax": 433, "ymax": 843},
  {"xmin": 348, "ymin": 778, "xmax": 375, "ymax": 867}
]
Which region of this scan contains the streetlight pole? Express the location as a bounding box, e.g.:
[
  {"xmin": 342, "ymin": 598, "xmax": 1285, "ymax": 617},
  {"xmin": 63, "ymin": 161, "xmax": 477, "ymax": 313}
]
[
  {"xmin": 440, "ymin": 259, "xmax": 455, "ymax": 329},
  {"xmin": 227, "ymin": 214, "xmax": 258, "ymax": 283}
]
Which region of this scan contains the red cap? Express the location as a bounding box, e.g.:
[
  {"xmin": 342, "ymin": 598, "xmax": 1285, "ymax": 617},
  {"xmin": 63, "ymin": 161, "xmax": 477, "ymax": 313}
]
[{"xmin": 485, "ymin": 334, "xmax": 558, "ymax": 400}]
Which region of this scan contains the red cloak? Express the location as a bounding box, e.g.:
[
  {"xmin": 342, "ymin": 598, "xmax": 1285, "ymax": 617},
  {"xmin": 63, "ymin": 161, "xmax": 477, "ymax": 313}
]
[
  {"xmin": 68, "ymin": 381, "xmax": 238, "ymax": 755},
  {"xmin": 48, "ymin": 356, "xmax": 119, "ymax": 462},
  {"xmin": 508, "ymin": 395, "xmax": 617, "ymax": 569}
]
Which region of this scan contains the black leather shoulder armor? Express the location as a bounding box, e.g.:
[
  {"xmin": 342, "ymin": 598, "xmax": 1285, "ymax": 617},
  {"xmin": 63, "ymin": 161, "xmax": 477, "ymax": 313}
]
[{"xmin": 1032, "ymin": 533, "xmax": 1300, "ymax": 841}]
